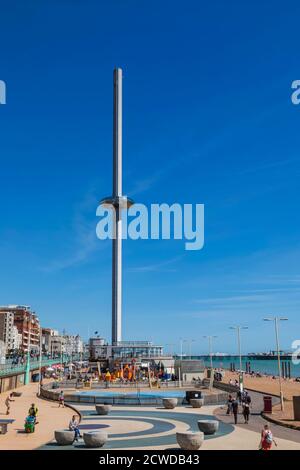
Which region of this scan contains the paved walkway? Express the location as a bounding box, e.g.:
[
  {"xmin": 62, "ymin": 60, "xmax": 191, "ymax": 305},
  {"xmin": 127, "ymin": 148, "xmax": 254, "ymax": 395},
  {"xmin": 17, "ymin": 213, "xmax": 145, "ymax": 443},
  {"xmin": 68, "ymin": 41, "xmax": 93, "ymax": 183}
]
[
  {"xmin": 214, "ymin": 390, "xmax": 300, "ymax": 445},
  {"xmin": 1, "ymin": 385, "xmax": 299, "ymax": 450},
  {"xmin": 0, "ymin": 383, "xmax": 74, "ymax": 450},
  {"xmin": 41, "ymin": 401, "xmax": 300, "ymax": 450}
]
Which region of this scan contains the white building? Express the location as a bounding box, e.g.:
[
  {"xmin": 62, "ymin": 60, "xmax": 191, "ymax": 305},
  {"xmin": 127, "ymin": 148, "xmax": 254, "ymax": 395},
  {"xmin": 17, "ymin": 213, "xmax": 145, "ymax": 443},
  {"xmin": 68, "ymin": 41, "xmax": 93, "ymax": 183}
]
[
  {"xmin": 11, "ymin": 325, "xmax": 22, "ymax": 351},
  {"xmin": 0, "ymin": 340, "xmax": 6, "ymax": 364},
  {"xmin": 0, "ymin": 311, "xmax": 21, "ymax": 352},
  {"xmin": 49, "ymin": 335, "xmax": 66, "ymax": 356},
  {"xmin": 89, "ymin": 337, "xmax": 107, "ymax": 360},
  {"xmin": 42, "ymin": 328, "xmax": 59, "ymax": 354},
  {"xmin": 63, "ymin": 335, "xmax": 83, "ymax": 357}
]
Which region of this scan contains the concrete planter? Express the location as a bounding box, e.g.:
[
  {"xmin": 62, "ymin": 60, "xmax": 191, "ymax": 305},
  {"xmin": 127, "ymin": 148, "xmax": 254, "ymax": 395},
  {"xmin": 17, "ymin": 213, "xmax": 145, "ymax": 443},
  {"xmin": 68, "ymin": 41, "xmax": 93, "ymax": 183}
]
[
  {"xmin": 54, "ymin": 430, "xmax": 75, "ymax": 445},
  {"xmin": 95, "ymin": 404, "xmax": 111, "ymax": 415},
  {"xmin": 197, "ymin": 420, "xmax": 219, "ymax": 435},
  {"xmin": 83, "ymin": 431, "xmax": 108, "ymax": 448},
  {"xmin": 162, "ymin": 398, "xmax": 178, "ymax": 409},
  {"xmin": 190, "ymin": 398, "xmax": 204, "ymax": 408},
  {"xmin": 176, "ymin": 431, "xmax": 204, "ymax": 450}
]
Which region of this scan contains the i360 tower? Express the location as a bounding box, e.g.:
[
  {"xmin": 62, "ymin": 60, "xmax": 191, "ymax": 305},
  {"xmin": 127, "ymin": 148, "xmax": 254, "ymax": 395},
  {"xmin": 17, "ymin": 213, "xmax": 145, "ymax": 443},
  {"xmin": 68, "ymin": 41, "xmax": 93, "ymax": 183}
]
[{"xmin": 100, "ymin": 68, "xmax": 134, "ymax": 345}]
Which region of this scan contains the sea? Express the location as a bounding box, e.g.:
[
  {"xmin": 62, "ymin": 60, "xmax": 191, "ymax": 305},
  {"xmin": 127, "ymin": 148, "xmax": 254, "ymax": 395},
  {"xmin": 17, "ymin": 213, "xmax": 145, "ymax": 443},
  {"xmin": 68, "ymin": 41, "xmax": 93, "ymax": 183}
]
[{"xmin": 189, "ymin": 356, "xmax": 300, "ymax": 378}]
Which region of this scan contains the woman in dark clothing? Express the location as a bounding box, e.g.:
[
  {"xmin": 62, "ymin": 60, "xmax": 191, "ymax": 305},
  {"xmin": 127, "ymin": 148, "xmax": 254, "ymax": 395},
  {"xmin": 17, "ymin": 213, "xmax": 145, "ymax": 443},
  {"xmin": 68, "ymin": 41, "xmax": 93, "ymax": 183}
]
[
  {"xmin": 226, "ymin": 394, "xmax": 233, "ymax": 415},
  {"xmin": 232, "ymin": 398, "xmax": 239, "ymax": 424}
]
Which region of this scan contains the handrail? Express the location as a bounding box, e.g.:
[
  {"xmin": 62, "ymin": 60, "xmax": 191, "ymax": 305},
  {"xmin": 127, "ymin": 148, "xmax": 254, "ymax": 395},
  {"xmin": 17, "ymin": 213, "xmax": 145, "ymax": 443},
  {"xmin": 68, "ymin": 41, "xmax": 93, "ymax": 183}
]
[{"xmin": 0, "ymin": 358, "xmax": 62, "ymax": 377}]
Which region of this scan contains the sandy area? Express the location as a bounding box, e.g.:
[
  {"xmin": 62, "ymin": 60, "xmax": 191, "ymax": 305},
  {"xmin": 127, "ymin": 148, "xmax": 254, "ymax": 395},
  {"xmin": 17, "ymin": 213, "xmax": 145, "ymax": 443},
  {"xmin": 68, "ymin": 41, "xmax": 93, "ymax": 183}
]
[
  {"xmin": 222, "ymin": 370, "xmax": 300, "ymax": 400},
  {"xmin": 0, "ymin": 382, "xmax": 74, "ymax": 450}
]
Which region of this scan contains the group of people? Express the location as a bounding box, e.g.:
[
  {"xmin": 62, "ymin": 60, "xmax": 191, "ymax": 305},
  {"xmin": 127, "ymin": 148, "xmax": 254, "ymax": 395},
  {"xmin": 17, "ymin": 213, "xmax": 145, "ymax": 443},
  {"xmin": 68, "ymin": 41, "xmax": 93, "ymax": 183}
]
[
  {"xmin": 226, "ymin": 390, "xmax": 278, "ymax": 450},
  {"xmin": 227, "ymin": 390, "xmax": 251, "ymax": 424}
]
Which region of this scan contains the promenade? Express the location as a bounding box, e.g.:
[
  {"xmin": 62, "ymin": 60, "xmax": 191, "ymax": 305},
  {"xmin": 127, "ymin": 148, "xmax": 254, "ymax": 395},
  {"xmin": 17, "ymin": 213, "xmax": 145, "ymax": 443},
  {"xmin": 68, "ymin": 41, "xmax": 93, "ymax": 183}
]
[
  {"xmin": 215, "ymin": 390, "xmax": 300, "ymax": 446},
  {"xmin": 41, "ymin": 402, "xmax": 300, "ymax": 450},
  {"xmin": 0, "ymin": 382, "xmax": 73, "ymax": 450},
  {"xmin": 1, "ymin": 381, "xmax": 299, "ymax": 450},
  {"xmin": 221, "ymin": 371, "xmax": 300, "ymax": 427}
]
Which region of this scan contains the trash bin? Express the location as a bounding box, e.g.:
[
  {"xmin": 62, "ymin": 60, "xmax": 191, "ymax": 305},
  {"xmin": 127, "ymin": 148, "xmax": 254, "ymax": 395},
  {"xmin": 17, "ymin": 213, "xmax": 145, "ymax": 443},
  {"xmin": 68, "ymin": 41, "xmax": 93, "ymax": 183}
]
[
  {"xmin": 293, "ymin": 396, "xmax": 300, "ymax": 420},
  {"xmin": 263, "ymin": 396, "xmax": 272, "ymax": 414},
  {"xmin": 31, "ymin": 373, "xmax": 40, "ymax": 383},
  {"xmin": 185, "ymin": 390, "xmax": 203, "ymax": 403}
]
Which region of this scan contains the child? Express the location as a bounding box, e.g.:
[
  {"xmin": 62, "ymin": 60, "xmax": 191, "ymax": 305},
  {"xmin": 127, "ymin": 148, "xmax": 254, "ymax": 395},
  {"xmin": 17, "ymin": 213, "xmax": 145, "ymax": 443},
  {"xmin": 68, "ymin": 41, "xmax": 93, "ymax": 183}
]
[{"xmin": 58, "ymin": 390, "xmax": 65, "ymax": 408}]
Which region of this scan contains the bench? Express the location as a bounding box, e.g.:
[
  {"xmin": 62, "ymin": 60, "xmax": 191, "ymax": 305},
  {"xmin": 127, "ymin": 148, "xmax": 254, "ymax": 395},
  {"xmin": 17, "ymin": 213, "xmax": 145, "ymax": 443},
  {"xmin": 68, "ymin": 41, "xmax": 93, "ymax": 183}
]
[{"xmin": 0, "ymin": 419, "xmax": 15, "ymax": 435}]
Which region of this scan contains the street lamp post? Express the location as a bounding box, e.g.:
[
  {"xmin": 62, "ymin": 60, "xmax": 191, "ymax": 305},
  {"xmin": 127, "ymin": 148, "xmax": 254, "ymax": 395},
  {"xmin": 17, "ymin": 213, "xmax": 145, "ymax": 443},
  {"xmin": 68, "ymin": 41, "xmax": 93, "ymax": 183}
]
[
  {"xmin": 229, "ymin": 326, "xmax": 248, "ymax": 393},
  {"xmin": 60, "ymin": 340, "xmax": 63, "ymax": 380},
  {"xmin": 179, "ymin": 338, "xmax": 188, "ymax": 360},
  {"xmin": 263, "ymin": 316, "xmax": 288, "ymax": 411},
  {"xmin": 38, "ymin": 329, "xmax": 42, "ymax": 396},
  {"xmin": 229, "ymin": 326, "xmax": 248, "ymax": 372},
  {"xmin": 203, "ymin": 336, "xmax": 217, "ymax": 370},
  {"xmin": 25, "ymin": 326, "xmax": 31, "ymax": 385}
]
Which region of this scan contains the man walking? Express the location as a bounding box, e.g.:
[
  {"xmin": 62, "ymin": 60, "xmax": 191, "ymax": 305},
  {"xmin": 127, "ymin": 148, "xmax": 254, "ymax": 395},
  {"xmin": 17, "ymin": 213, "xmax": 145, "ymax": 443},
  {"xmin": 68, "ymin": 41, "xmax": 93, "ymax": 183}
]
[
  {"xmin": 226, "ymin": 394, "xmax": 233, "ymax": 415},
  {"xmin": 242, "ymin": 401, "xmax": 250, "ymax": 424},
  {"xmin": 232, "ymin": 397, "xmax": 239, "ymax": 424}
]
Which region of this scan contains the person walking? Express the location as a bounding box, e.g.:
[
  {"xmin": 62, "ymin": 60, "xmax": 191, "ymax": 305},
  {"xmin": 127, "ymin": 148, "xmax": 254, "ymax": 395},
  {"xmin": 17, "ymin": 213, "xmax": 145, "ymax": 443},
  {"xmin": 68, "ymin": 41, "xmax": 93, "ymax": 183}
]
[
  {"xmin": 260, "ymin": 424, "xmax": 277, "ymax": 450},
  {"xmin": 232, "ymin": 397, "xmax": 239, "ymax": 424},
  {"xmin": 242, "ymin": 401, "xmax": 250, "ymax": 424},
  {"xmin": 226, "ymin": 394, "xmax": 233, "ymax": 415},
  {"xmin": 69, "ymin": 415, "xmax": 81, "ymax": 441},
  {"xmin": 58, "ymin": 390, "xmax": 65, "ymax": 408},
  {"xmin": 5, "ymin": 393, "xmax": 15, "ymax": 415},
  {"xmin": 244, "ymin": 390, "xmax": 251, "ymax": 405}
]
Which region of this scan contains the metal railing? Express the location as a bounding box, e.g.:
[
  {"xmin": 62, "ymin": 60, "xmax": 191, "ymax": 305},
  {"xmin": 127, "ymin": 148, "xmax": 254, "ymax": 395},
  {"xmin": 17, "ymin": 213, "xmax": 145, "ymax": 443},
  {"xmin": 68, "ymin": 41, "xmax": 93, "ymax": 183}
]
[{"xmin": 0, "ymin": 358, "xmax": 61, "ymax": 377}]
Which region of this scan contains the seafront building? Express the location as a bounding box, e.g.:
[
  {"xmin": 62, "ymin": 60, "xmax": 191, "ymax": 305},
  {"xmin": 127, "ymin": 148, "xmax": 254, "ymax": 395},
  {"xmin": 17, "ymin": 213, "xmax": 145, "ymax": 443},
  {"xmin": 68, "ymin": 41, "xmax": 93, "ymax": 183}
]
[
  {"xmin": 89, "ymin": 336, "xmax": 107, "ymax": 360},
  {"xmin": 0, "ymin": 305, "xmax": 41, "ymax": 353},
  {"xmin": 49, "ymin": 335, "xmax": 66, "ymax": 357},
  {"xmin": 41, "ymin": 327, "xmax": 59, "ymax": 354},
  {"xmin": 0, "ymin": 339, "xmax": 6, "ymax": 364},
  {"xmin": 89, "ymin": 338, "xmax": 164, "ymax": 361},
  {"xmin": 89, "ymin": 336, "xmax": 176, "ymax": 377},
  {"xmin": 0, "ymin": 306, "xmax": 84, "ymax": 359},
  {"xmin": 63, "ymin": 334, "xmax": 83, "ymax": 357},
  {"xmin": 0, "ymin": 310, "xmax": 22, "ymax": 352}
]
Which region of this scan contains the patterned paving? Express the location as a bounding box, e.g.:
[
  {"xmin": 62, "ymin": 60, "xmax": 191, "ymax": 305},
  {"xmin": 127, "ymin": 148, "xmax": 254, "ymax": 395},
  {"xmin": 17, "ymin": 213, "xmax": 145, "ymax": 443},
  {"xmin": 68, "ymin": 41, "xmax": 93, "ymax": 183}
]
[{"xmin": 41, "ymin": 405, "xmax": 234, "ymax": 450}]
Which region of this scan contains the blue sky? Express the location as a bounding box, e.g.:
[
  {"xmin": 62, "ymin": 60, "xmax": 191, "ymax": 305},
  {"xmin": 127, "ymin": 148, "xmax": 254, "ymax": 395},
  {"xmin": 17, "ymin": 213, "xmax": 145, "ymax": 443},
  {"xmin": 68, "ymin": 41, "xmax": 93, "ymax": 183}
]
[{"xmin": 0, "ymin": 1, "xmax": 300, "ymax": 354}]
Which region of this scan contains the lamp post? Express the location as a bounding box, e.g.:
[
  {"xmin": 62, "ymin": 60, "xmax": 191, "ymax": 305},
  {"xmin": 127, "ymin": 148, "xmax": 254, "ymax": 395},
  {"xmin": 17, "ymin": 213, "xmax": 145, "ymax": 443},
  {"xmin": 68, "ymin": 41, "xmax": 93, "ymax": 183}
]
[
  {"xmin": 203, "ymin": 336, "xmax": 217, "ymax": 370},
  {"xmin": 38, "ymin": 328, "xmax": 42, "ymax": 396},
  {"xmin": 24, "ymin": 324, "xmax": 31, "ymax": 385},
  {"xmin": 229, "ymin": 326, "xmax": 248, "ymax": 372},
  {"xmin": 179, "ymin": 338, "xmax": 188, "ymax": 360},
  {"xmin": 263, "ymin": 317, "xmax": 288, "ymax": 411},
  {"xmin": 60, "ymin": 339, "xmax": 63, "ymax": 380},
  {"xmin": 229, "ymin": 326, "xmax": 248, "ymax": 393}
]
